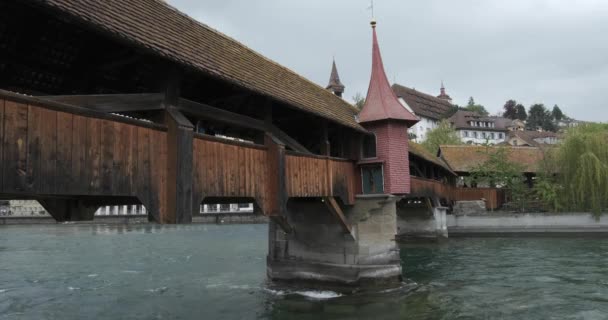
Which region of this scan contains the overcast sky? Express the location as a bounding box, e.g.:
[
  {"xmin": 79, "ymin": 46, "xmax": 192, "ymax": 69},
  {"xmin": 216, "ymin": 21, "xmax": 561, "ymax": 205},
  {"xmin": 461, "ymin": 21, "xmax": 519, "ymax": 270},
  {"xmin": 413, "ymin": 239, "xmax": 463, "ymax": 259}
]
[{"xmin": 167, "ymin": 0, "xmax": 608, "ymax": 121}]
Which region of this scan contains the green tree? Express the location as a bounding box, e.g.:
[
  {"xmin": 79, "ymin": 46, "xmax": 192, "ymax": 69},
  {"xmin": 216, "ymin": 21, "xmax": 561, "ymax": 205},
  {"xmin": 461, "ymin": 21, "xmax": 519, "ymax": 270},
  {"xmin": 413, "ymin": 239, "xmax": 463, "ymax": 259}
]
[
  {"xmin": 539, "ymin": 123, "xmax": 608, "ymax": 216},
  {"xmin": 421, "ymin": 120, "xmax": 462, "ymax": 154},
  {"xmin": 552, "ymin": 105, "xmax": 564, "ymax": 121},
  {"xmin": 352, "ymin": 92, "xmax": 365, "ymax": 111},
  {"xmin": 502, "ymin": 100, "xmax": 517, "ymax": 119},
  {"xmin": 469, "ymin": 146, "xmax": 527, "ymax": 211},
  {"xmin": 527, "ymin": 104, "xmax": 556, "ymax": 132},
  {"xmin": 464, "ymin": 97, "xmax": 489, "ymax": 116},
  {"xmin": 515, "ymin": 104, "xmax": 527, "ymax": 121}
]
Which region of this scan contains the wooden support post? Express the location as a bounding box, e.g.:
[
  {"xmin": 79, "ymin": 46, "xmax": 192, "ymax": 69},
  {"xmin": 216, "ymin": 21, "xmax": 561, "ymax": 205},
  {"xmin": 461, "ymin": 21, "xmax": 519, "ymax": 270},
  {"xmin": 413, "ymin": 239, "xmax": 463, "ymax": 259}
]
[
  {"xmin": 164, "ymin": 108, "xmax": 194, "ymax": 224},
  {"xmin": 265, "ymin": 133, "xmax": 292, "ymax": 233},
  {"xmin": 160, "ymin": 68, "xmax": 194, "ymax": 224},
  {"xmin": 323, "ymin": 196, "xmax": 352, "ymax": 235}
]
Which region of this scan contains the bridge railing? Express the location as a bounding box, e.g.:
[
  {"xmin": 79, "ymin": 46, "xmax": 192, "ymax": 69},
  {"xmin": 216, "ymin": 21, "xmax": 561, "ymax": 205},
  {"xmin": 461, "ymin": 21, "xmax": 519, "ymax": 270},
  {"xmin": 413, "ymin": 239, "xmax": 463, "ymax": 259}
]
[
  {"xmin": 410, "ymin": 176, "xmax": 505, "ymax": 210},
  {"xmin": 285, "ymin": 152, "xmax": 357, "ymax": 205},
  {"xmin": 192, "ymin": 134, "xmax": 271, "ymax": 215},
  {"xmin": 0, "ymin": 90, "xmax": 169, "ymax": 220}
]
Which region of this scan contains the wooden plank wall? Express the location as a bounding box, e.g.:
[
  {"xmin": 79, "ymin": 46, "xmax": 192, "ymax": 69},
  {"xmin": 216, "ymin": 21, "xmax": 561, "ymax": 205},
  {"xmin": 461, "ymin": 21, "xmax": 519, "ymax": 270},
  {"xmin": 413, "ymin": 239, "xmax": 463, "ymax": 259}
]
[
  {"xmin": 410, "ymin": 177, "xmax": 451, "ymax": 200},
  {"xmin": 410, "ymin": 177, "xmax": 506, "ymax": 210},
  {"xmin": 285, "ymin": 154, "xmax": 356, "ymax": 204},
  {"xmin": 0, "ymin": 97, "xmax": 167, "ymax": 218},
  {"xmin": 330, "ymin": 159, "xmax": 356, "ymax": 205},
  {"xmin": 192, "ymin": 136, "xmax": 269, "ymax": 213},
  {"xmin": 285, "ymin": 155, "xmax": 330, "ymax": 197},
  {"xmin": 451, "ymin": 188, "xmax": 505, "ymax": 210}
]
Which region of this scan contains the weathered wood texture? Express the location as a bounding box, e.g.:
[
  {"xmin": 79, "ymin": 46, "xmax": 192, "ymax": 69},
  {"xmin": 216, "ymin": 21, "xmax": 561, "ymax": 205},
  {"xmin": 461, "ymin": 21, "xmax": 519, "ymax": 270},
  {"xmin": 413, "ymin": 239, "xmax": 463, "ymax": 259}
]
[
  {"xmin": 410, "ymin": 177, "xmax": 505, "ymax": 210},
  {"xmin": 285, "ymin": 154, "xmax": 356, "ymax": 205},
  {"xmin": 0, "ymin": 96, "xmax": 168, "ymax": 221},
  {"xmin": 451, "ymin": 187, "xmax": 505, "ymax": 210},
  {"xmin": 192, "ymin": 135, "xmax": 272, "ymax": 214}
]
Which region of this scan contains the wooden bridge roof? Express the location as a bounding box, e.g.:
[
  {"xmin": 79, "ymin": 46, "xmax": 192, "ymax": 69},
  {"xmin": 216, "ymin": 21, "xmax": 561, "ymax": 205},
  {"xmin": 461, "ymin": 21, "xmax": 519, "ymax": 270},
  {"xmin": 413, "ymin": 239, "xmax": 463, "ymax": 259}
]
[
  {"xmin": 34, "ymin": 0, "xmax": 365, "ymax": 132},
  {"xmin": 409, "ymin": 142, "xmax": 455, "ymax": 176},
  {"xmin": 438, "ymin": 145, "xmax": 544, "ymax": 174}
]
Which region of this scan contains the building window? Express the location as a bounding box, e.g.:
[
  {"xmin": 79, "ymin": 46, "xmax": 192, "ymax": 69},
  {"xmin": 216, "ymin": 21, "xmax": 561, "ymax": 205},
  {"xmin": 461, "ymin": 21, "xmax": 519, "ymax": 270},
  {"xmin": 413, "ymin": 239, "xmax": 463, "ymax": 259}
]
[
  {"xmin": 499, "ymin": 133, "xmax": 504, "ymax": 139},
  {"xmin": 491, "ymin": 133, "xmax": 495, "ymax": 139},
  {"xmin": 482, "ymin": 132, "xmax": 487, "ymax": 138},
  {"xmin": 464, "ymin": 131, "xmax": 469, "ymax": 138},
  {"xmin": 362, "ymin": 133, "xmax": 377, "ymax": 158},
  {"xmin": 473, "ymin": 132, "xmax": 478, "ymax": 138}
]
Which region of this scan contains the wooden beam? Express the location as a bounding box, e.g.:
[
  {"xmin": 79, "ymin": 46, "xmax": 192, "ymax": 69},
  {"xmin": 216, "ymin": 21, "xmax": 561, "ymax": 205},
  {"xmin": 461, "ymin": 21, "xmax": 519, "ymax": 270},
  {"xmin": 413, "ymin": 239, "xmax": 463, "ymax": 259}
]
[
  {"xmin": 40, "ymin": 94, "xmax": 164, "ymax": 113},
  {"xmin": 323, "ymin": 197, "xmax": 352, "ymax": 235},
  {"xmin": 178, "ymin": 98, "xmax": 311, "ymax": 154}
]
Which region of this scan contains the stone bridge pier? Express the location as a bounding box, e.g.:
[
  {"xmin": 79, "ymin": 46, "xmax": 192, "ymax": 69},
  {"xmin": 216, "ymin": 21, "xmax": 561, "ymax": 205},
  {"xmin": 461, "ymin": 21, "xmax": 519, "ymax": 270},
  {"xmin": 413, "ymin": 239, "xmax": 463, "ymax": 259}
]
[{"xmin": 267, "ymin": 195, "xmax": 403, "ymax": 288}]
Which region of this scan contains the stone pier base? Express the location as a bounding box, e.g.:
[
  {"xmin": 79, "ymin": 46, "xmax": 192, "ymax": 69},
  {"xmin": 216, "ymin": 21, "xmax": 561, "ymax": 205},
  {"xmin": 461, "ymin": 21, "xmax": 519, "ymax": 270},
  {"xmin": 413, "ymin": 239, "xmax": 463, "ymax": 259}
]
[
  {"xmin": 267, "ymin": 195, "xmax": 402, "ymax": 288},
  {"xmin": 396, "ymin": 199, "xmax": 448, "ymax": 240}
]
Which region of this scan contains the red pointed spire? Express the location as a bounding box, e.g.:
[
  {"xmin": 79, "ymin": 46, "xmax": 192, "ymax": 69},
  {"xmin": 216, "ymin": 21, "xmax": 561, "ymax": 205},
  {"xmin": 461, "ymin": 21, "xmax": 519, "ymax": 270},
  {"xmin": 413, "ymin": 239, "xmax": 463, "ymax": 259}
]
[{"xmin": 358, "ymin": 20, "xmax": 418, "ymax": 126}]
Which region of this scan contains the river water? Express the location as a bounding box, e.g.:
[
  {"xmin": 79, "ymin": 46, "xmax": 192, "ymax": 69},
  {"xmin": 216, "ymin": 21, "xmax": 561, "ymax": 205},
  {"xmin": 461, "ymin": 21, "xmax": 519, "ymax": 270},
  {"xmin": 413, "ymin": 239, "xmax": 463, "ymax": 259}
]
[{"xmin": 1, "ymin": 224, "xmax": 607, "ymax": 320}]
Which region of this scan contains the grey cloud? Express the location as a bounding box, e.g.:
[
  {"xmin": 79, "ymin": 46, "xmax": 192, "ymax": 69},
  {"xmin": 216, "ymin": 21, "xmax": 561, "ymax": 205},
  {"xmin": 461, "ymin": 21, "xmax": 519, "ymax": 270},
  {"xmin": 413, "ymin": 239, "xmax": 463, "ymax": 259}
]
[{"xmin": 168, "ymin": 0, "xmax": 608, "ymax": 121}]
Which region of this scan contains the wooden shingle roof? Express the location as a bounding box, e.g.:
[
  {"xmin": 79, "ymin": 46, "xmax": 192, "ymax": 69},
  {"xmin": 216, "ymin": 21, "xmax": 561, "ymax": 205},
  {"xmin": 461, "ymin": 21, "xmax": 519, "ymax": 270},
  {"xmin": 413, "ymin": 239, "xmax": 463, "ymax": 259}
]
[
  {"xmin": 438, "ymin": 145, "xmax": 545, "ymax": 174},
  {"xmin": 409, "ymin": 142, "xmax": 456, "ymax": 176},
  {"xmin": 35, "ymin": 0, "xmax": 365, "ymax": 131},
  {"xmin": 392, "ymin": 84, "xmax": 454, "ymax": 120}
]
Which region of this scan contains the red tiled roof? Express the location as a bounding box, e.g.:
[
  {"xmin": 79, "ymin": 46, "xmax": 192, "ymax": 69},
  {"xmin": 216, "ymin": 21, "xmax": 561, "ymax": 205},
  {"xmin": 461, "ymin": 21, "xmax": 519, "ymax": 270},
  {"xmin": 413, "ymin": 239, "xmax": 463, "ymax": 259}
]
[
  {"xmin": 508, "ymin": 130, "xmax": 562, "ymax": 147},
  {"xmin": 392, "ymin": 84, "xmax": 454, "ymax": 120},
  {"xmin": 438, "ymin": 145, "xmax": 545, "ymax": 173},
  {"xmin": 358, "ymin": 22, "xmax": 418, "ymax": 125},
  {"xmin": 35, "ymin": 0, "xmax": 365, "ymax": 131}
]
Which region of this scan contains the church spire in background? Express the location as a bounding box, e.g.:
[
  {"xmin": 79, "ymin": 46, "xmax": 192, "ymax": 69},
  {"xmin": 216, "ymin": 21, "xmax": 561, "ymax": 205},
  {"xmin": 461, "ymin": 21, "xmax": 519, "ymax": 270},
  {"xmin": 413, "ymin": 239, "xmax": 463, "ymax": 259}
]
[
  {"xmin": 326, "ymin": 59, "xmax": 345, "ymax": 98},
  {"xmin": 437, "ymin": 81, "xmax": 453, "ymax": 103}
]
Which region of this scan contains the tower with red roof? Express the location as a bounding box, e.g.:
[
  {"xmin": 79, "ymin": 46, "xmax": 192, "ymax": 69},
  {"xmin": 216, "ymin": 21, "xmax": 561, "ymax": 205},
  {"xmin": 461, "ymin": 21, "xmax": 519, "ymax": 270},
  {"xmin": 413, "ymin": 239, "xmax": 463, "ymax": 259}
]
[{"xmin": 358, "ymin": 19, "xmax": 418, "ymax": 194}]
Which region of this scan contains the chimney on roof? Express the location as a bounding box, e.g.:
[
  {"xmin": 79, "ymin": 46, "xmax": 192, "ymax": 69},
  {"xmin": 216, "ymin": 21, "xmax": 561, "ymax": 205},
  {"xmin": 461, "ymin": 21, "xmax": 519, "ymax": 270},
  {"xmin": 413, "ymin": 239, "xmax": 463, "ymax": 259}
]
[
  {"xmin": 437, "ymin": 81, "xmax": 453, "ymax": 103},
  {"xmin": 326, "ymin": 59, "xmax": 345, "ymax": 98}
]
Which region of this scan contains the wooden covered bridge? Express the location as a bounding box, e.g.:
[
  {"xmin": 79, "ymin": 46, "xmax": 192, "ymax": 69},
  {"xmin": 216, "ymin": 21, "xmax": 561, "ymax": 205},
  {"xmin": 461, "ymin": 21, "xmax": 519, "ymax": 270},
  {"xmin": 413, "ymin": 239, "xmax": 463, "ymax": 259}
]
[
  {"xmin": 0, "ymin": 0, "xmax": 456, "ymax": 228},
  {"xmin": 0, "ymin": 0, "xmax": 374, "ymax": 226}
]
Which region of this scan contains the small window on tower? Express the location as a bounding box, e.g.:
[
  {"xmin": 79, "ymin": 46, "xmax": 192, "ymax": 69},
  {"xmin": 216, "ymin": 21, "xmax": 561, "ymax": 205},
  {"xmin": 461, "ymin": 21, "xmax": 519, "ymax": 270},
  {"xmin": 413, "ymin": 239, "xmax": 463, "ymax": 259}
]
[{"xmin": 362, "ymin": 133, "xmax": 377, "ymax": 159}]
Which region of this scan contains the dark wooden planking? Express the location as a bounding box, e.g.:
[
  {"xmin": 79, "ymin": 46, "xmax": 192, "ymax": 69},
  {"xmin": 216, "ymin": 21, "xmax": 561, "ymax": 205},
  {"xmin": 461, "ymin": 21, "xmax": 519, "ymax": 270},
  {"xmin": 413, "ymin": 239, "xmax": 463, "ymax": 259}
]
[
  {"xmin": 40, "ymin": 108, "xmax": 57, "ymax": 194},
  {"xmin": 100, "ymin": 120, "xmax": 115, "ymax": 195},
  {"xmin": 71, "ymin": 115, "xmax": 88, "ymax": 194},
  {"xmin": 0, "ymin": 99, "xmax": 4, "ymax": 192},
  {"xmin": 0, "ymin": 90, "xmax": 166, "ymax": 132},
  {"xmin": 26, "ymin": 105, "xmax": 42, "ymax": 193},
  {"xmin": 113, "ymin": 122, "xmax": 130, "ymax": 196},
  {"xmin": 2, "ymin": 101, "xmax": 28, "ymax": 193},
  {"xmin": 56, "ymin": 112, "xmax": 73, "ymax": 194},
  {"xmin": 40, "ymin": 94, "xmax": 164, "ymax": 113},
  {"xmin": 165, "ymin": 108, "xmax": 194, "ymax": 223},
  {"xmin": 127, "ymin": 125, "xmax": 138, "ymax": 197},
  {"xmin": 86, "ymin": 118, "xmax": 102, "ymax": 195},
  {"xmin": 136, "ymin": 127, "xmax": 152, "ymax": 215}
]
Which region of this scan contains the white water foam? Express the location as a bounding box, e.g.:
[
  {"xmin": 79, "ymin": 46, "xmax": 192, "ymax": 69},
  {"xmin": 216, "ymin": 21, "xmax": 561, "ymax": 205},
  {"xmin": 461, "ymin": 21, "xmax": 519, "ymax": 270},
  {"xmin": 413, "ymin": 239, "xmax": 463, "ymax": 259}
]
[
  {"xmin": 87, "ymin": 274, "xmax": 99, "ymax": 278},
  {"xmin": 68, "ymin": 287, "xmax": 80, "ymax": 291},
  {"xmin": 294, "ymin": 290, "xmax": 342, "ymax": 300},
  {"xmin": 0, "ymin": 289, "xmax": 7, "ymax": 293},
  {"xmin": 121, "ymin": 270, "xmax": 140, "ymax": 274},
  {"xmin": 146, "ymin": 287, "xmax": 169, "ymax": 294}
]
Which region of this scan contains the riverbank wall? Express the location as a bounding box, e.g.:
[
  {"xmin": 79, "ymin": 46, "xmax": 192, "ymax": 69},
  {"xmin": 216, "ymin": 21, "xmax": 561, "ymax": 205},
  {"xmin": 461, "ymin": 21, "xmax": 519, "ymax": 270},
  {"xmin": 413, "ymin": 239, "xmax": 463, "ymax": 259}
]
[
  {"xmin": 448, "ymin": 213, "xmax": 608, "ymax": 236},
  {"xmin": 0, "ymin": 213, "xmax": 267, "ymax": 225}
]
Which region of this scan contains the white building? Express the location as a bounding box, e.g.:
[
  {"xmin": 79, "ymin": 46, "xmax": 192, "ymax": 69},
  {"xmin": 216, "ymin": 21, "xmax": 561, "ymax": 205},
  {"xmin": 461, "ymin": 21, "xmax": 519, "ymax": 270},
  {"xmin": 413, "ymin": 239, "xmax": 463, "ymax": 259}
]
[
  {"xmin": 392, "ymin": 83, "xmax": 455, "ymax": 143},
  {"xmin": 448, "ymin": 110, "xmax": 510, "ymax": 145}
]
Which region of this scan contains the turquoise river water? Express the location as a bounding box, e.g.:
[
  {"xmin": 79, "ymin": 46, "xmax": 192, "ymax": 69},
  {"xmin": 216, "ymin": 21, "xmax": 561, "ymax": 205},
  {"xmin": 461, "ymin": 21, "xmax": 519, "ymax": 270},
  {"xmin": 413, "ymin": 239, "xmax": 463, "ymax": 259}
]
[{"xmin": 1, "ymin": 224, "xmax": 608, "ymax": 319}]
